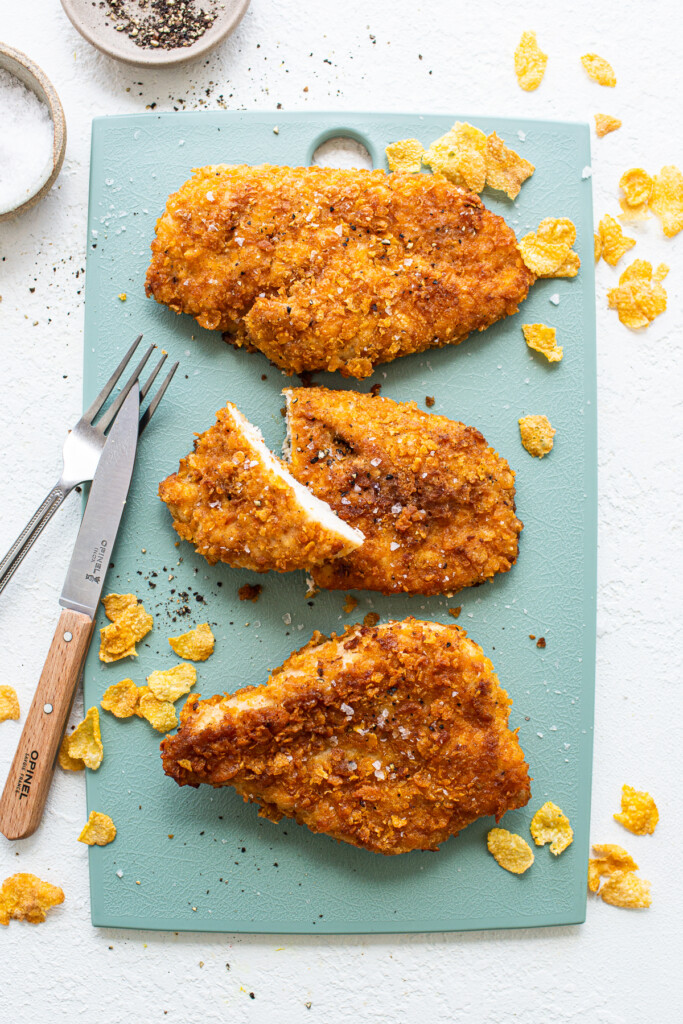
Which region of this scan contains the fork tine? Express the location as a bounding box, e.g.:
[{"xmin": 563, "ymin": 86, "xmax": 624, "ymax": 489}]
[
  {"xmin": 140, "ymin": 352, "xmax": 168, "ymax": 402},
  {"xmin": 96, "ymin": 344, "xmax": 156, "ymax": 434},
  {"xmin": 139, "ymin": 361, "xmax": 179, "ymax": 435},
  {"xmin": 82, "ymin": 334, "xmax": 143, "ymax": 423}
]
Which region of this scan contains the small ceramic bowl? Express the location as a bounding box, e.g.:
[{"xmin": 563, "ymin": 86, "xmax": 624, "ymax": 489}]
[
  {"xmin": 0, "ymin": 43, "xmax": 67, "ymax": 222},
  {"xmin": 60, "ymin": 0, "xmax": 251, "ymax": 69}
]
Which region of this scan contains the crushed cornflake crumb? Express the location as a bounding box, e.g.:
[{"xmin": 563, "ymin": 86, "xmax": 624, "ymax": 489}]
[
  {"xmin": 487, "ymin": 828, "xmax": 534, "ymax": 874},
  {"xmin": 65, "ymin": 707, "xmax": 103, "ymax": 770},
  {"xmin": 99, "ymin": 593, "xmax": 153, "ymax": 663},
  {"xmin": 613, "ymin": 784, "xmax": 659, "ymax": 835},
  {"xmin": 519, "ymin": 415, "xmax": 556, "ymax": 458},
  {"xmin": 607, "ymin": 260, "xmax": 668, "ymax": 329},
  {"xmin": 385, "ymin": 138, "xmax": 425, "ymax": 174},
  {"xmin": 596, "ymin": 215, "xmax": 635, "ymax": 267},
  {"xmin": 514, "ymin": 31, "xmax": 547, "ymax": 91},
  {"xmin": 78, "ymin": 811, "xmax": 117, "ymax": 847},
  {"xmin": 522, "ymin": 323, "xmax": 563, "ymax": 363},
  {"xmin": 594, "ymin": 114, "xmax": 622, "ymax": 138},
  {"xmin": 530, "ymin": 801, "xmax": 573, "ymax": 855},
  {"xmin": 0, "ymin": 873, "xmax": 64, "ymax": 926},
  {"xmin": 101, "ymin": 678, "xmax": 139, "ymax": 719},
  {"xmin": 147, "ymin": 663, "xmax": 197, "ymax": 702},
  {"xmin": 650, "ymin": 165, "xmax": 683, "ymax": 237},
  {"xmin": 0, "ymin": 685, "xmax": 20, "ymax": 722},
  {"xmin": 581, "ymin": 53, "xmax": 617, "ymax": 87},
  {"xmin": 518, "ymin": 218, "xmax": 580, "ymax": 278},
  {"xmin": 588, "ymin": 844, "xmax": 651, "ymax": 908},
  {"xmin": 168, "ymin": 622, "xmax": 215, "ymax": 661}
]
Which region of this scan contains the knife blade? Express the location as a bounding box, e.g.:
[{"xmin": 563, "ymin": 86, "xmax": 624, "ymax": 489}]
[
  {"xmin": 60, "ymin": 382, "xmax": 140, "ymax": 618},
  {"xmin": 0, "ymin": 382, "xmax": 141, "ymax": 840}
]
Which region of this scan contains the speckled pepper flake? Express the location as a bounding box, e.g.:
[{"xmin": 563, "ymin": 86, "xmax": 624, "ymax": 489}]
[{"xmin": 103, "ymin": 0, "xmax": 218, "ymax": 51}]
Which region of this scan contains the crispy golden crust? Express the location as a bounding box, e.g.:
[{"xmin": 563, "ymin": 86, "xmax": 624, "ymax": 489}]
[
  {"xmin": 285, "ymin": 388, "xmax": 522, "ymax": 595},
  {"xmin": 145, "ymin": 164, "xmax": 534, "ymax": 379},
  {"xmin": 158, "ymin": 402, "xmax": 362, "ymax": 571},
  {"xmin": 161, "ymin": 619, "xmax": 531, "ymax": 855}
]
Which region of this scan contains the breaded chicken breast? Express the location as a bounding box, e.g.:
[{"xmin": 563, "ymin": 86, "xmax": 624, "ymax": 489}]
[
  {"xmin": 145, "ymin": 165, "xmax": 534, "ymax": 379},
  {"xmin": 285, "ymin": 388, "xmax": 522, "ymax": 595},
  {"xmin": 158, "ymin": 402, "xmax": 363, "ymax": 572},
  {"xmin": 161, "ymin": 619, "xmax": 531, "ymax": 855}
]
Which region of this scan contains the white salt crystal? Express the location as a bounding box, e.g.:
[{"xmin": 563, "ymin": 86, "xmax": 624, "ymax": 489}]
[{"xmin": 0, "ymin": 68, "xmax": 54, "ymax": 211}]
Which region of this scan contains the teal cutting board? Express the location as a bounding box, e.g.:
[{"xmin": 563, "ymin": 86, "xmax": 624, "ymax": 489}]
[{"xmin": 83, "ymin": 111, "xmax": 596, "ymax": 933}]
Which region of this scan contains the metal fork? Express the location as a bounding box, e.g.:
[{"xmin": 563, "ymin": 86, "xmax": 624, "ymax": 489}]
[{"xmin": 0, "ymin": 335, "xmax": 178, "ymax": 596}]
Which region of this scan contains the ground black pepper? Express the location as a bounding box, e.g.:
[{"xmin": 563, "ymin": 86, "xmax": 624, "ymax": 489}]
[{"xmin": 102, "ymin": 0, "xmax": 219, "ymax": 50}]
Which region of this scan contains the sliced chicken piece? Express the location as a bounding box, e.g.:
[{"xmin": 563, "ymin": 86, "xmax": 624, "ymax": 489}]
[
  {"xmin": 159, "ymin": 402, "xmax": 363, "ymax": 572},
  {"xmin": 285, "ymin": 387, "xmax": 522, "ymax": 595}
]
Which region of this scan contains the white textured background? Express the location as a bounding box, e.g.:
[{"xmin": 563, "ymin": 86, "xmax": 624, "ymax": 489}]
[{"xmin": 0, "ymin": 2, "xmax": 681, "ymax": 1020}]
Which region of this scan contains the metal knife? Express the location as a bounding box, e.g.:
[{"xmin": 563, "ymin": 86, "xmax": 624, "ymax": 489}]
[{"xmin": 0, "ymin": 383, "xmax": 140, "ymax": 840}]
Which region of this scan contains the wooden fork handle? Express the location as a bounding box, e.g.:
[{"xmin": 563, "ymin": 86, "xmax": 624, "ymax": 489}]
[{"xmin": 0, "ymin": 608, "xmax": 95, "ymax": 840}]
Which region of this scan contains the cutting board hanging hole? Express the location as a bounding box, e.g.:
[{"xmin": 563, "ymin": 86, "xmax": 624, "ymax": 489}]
[{"xmin": 311, "ymin": 136, "xmax": 373, "ymax": 170}]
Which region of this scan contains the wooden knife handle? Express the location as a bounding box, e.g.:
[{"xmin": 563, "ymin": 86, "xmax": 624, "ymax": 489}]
[{"xmin": 0, "ymin": 608, "xmax": 95, "ymax": 840}]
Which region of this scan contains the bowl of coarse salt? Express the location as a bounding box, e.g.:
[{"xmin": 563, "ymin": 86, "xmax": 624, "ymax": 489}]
[{"xmin": 0, "ymin": 43, "xmax": 66, "ymax": 222}]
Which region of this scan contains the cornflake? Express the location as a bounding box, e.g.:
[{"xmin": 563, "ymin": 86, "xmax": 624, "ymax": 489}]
[
  {"xmin": 102, "ymin": 593, "xmax": 137, "ymax": 619},
  {"xmin": 78, "ymin": 811, "xmax": 117, "ymax": 847},
  {"xmin": 588, "ymin": 843, "xmax": 639, "ymax": 892},
  {"xmin": 514, "ymin": 31, "xmax": 547, "ymax": 91},
  {"xmin": 168, "ymin": 623, "xmax": 215, "ymax": 662},
  {"xmin": 607, "ymin": 260, "xmax": 668, "ymax": 329},
  {"xmin": 597, "ymin": 215, "xmax": 635, "ymax": 267},
  {"xmin": 650, "ymin": 165, "xmax": 683, "ymax": 237},
  {"xmin": 0, "ymin": 685, "xmax": 20, "ymax": 721},
  {"xmin": 423, "ymin": 122, "xmax": 487, "ymax": 192},
  {"xmin": 600, "ymin": 871, "xmax": 651, "ymax": 909},
  {"xmin": 530, "ymin": 801, "xmax": 573, "ymax": 855},
  {"xmin": 134, "ymin": 685, "xmax": 150, "ymax": 710},
  {"xmin": 147, "ymin": 663, "xmax": 197, "ymax": 702},
  {"xmin": 487, "ymin": 828, "xmax": 534, "ymax": 874},
  {"xmin": 101, "ymin": 678, "xmax": 139, "ymax": 718},
  {"xmin": 385, "ymin": 138, "xmax": 425, "ymax": 174},
  {"xmin": 66, "ymin": 707, "xmax": 103, "ymax": 770},
  {"xmin": 58, "ymin": 734, "xmax": 84, "ymax": 772},
  {"xmin": 484, "ymin": 133, "xmax": 535, "ymax": 199},
  {"xmin": 519, "ymin": 218, "xmax": 580, "ymax": 278},
  {"xmin": 594, "ymin": 114, "xmax": 621, "ymax": 138},
  {"xmin": 137, "ymin": 692, "xmax": 178, "ymax": 733},
  {"xmin": 522, "ymin": 324, "xmax": 563, "ymax": 363},
  {"xmin": 99, "ymin": 593, "xmax": 153, "ymax": 663},
  {"xmin": 620, "ymin": 168, "xmax": 653, "ymax": 208},
  {"xmin": 613, "ymin": 784, "xmax": 659, "ymax": 835},
  {"xmin": 519, "ymin": 415, "xmax": 556, "ymax": 458},
  {"xmin": 581, "ymin": 53, "xmax": 617, "ymax": 86},
  {"xmin": 594, "ymin": 233, "xmax": 602, "ymax": 262},
  {"xmin": 0, "ymin": 873, "xmax": 64, "ymax": 926}
]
